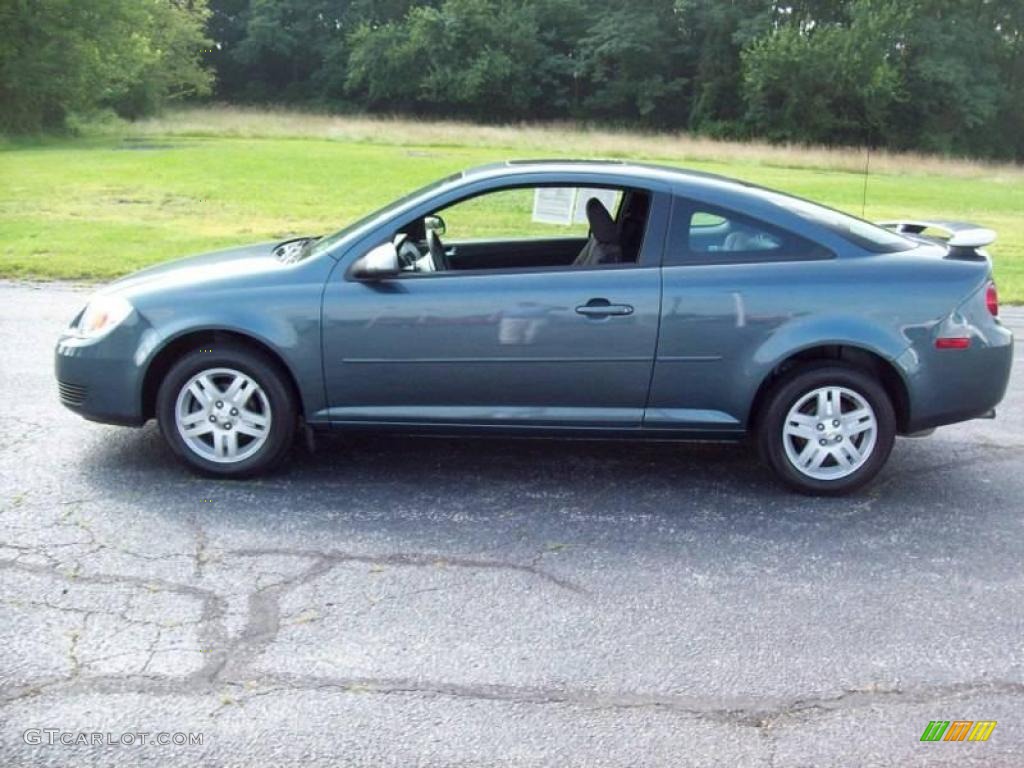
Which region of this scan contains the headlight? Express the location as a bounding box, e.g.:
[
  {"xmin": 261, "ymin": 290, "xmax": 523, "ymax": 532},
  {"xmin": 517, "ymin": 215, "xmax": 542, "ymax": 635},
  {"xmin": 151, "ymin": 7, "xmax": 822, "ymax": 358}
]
[{"xmin": 74, "ymin": 295, "xmax": 134, "ymax": 339}]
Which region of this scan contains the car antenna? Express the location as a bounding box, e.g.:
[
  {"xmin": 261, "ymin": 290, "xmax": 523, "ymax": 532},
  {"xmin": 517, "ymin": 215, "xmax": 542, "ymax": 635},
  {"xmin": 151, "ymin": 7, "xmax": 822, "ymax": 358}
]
[{"xmin": 861, "ymin": 143, "xmax": 870, "ymax": 218}]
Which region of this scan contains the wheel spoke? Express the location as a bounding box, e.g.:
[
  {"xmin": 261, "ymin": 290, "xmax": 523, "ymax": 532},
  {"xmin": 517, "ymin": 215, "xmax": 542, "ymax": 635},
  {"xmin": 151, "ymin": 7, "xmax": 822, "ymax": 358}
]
[
  {"xmin": 815, "ymin": 390, "xmax": 829, "ymax": 418},
  {"xmin": 844, "ymin": 440, "xmax": 863, "ymax": 461},
  {"xmin": 833, "ymin": 445, "xmax": 853, "ymax": 469},
  {"xmin": 844, "ymin": 409, "xmax": 874, "ymax": 435},
  {"xmin": 796, "ymin": 441, "xmax": 820, "ymax": 468},
  {"xmin": 785, "ymin": 421, "xmax": 818, "ymax": 440},
  {"xmin": 189, "ymin": 380, "xmax": 212, "ymax": 406},
  {"xmin": 238, "ymin": 408, "xmax": 267, "ymax": 427},
  {"xmin": 234, "ymin": 420, "xmax": 265, "ymax": 438},
  {"xmin": 844, "ymin": 407, "xmax": 871, "ymax": 422},
  {"xmin": 810, "ymin": 448, "xmax": 829, "ymax": 469},
  {"xmin": 835, "ymin": 441, "xmax": 861, "ymax": 469},
  {"xmin": 179, "ymin": 409, "xmax": 207, "ymax": 427},
  {"xmin": 214, "ymin": 430, "xmax": 239, "ymax": 459},
  {"xmin": 183, "ymin": 421, "xmax": 214, "ymax": 438},
  {"xmin": 829, "ymin": 387, "xmax": 843, "ymax": 417},
  {"xmin": 224, "ymin": 375, "xmax": 249, "ymax": 404}
]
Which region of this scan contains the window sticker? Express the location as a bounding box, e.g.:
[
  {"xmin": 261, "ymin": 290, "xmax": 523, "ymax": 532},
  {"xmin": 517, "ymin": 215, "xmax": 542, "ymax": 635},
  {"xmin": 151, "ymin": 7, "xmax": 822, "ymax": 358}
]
[{"xmin": 532, "ymin": 187, "xmax": 618, "ymax": 226}]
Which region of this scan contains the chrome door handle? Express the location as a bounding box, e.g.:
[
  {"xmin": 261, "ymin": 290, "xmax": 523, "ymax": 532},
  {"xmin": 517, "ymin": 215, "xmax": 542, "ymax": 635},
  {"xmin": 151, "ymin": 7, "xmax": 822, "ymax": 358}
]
[{"xmin": 575, "ymin": 299, "xmax": 634, "ymax": 317}]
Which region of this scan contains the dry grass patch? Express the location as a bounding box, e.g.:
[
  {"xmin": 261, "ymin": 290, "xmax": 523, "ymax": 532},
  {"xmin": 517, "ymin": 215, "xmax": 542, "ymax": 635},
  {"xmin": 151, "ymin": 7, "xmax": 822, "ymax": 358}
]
[{"xmin": 119, "ymin": 105, "xmax": 1024, "ymax": 181}]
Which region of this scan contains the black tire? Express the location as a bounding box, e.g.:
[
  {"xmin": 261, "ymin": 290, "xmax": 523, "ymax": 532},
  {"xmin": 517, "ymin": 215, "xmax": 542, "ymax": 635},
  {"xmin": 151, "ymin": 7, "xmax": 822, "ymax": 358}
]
[
  {"xmin": 156, "ymin": 344, "xmax": 297, "ymax": 477},
  {"xmin": 757, "ymin": 362, "xmax": 896, "ymax": 496}
]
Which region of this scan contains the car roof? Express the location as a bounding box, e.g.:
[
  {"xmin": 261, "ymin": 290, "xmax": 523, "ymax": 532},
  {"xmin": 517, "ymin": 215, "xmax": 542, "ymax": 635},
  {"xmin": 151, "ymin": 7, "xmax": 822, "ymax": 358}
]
[
  {"xmin": 460, "ymin": 159, "xmax": 789, "ymax": 206},
  {"xmin": 463, "ymin": 158, "xmax": 747, "ymax": 188}
]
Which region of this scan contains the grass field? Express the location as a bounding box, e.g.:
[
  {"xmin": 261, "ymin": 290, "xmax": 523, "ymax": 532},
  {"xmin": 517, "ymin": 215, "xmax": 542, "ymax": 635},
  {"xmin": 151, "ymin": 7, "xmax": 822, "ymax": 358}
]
[{"xmin": 2, "ymin": 106, "xmax": 1022, "ymax": 300}]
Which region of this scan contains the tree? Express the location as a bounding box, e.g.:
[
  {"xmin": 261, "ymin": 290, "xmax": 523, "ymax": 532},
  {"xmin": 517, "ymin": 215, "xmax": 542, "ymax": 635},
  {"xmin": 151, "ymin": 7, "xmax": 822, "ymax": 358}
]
[
  {"xmin": 0, "ymin": 0, "xmax": 212, "ymax": 132},
  {"xmin": 346, "ymin": 0, "xmax": 547, "ymax": 119},
  {"xmin": 891, "ymin": 0, "xmax": 1015, "ymax": 156},
  {"xmin": 741, "ymin": 0, "xmax": 909, "ymax": 145},
  {"xmin": 739, "ymin": 0, "xmax": 1023, "ymax": 158},
  {"xmin": 675, "ymin": 0, "xmax": 774, "ymax": 136},
  {"xmin": 574, "ymin": 0, "xmax": 689, "ymax": 124}
]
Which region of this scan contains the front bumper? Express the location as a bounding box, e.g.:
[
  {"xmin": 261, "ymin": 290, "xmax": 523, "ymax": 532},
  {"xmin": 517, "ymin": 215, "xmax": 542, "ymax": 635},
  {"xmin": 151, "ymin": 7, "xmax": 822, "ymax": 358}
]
[{"xmin": 55, "ymin": 323, "xmax": 149, "ymax": 427}]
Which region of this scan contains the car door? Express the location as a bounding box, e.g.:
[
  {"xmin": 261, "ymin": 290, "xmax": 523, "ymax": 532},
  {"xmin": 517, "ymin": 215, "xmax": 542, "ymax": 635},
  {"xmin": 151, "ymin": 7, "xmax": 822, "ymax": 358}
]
[
  {"xmin": 645, "ymin": 195, "xmax": 837, "ymax": 433},
  {"xmin": 320, "ymin": 187, "xmax": 670, "ymax": 431}
]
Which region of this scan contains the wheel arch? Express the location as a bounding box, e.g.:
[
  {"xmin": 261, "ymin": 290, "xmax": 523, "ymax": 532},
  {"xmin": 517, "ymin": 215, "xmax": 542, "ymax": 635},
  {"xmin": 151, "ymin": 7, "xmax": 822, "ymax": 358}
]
[
  {"xmin": 747, "ymin": 343, "xmax": 911, "ymax": 434},
  {"xmin": 141, "ymin": 328, "xmax": 304, "ymax": 421}
]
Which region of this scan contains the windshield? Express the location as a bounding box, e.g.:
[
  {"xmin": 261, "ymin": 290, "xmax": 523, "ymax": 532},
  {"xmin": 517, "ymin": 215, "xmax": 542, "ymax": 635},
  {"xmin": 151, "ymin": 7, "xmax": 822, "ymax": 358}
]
[
  {"xmin": 301, "ymin": 173, "xmax": 463, "ymax": 260},
  {"xmin": 763, "ymin": 191, "xmax": 915, "ymax": 253}
]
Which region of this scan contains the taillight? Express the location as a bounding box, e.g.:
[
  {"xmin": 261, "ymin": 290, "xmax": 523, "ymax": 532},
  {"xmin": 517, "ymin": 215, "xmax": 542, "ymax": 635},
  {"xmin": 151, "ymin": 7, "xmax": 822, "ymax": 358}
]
[{"xmin": 986, "ymin": 281, "xmax": 999, "ymax": 316}]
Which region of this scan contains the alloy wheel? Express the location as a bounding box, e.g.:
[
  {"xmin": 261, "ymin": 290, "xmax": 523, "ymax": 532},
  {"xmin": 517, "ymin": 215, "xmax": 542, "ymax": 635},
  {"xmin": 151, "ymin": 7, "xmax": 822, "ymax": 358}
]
[
  {"xmin": 174, "ymin": 367, "xmax": 272, "ymax": 463},
  {"xmin": 781, "ymin": 386, "xmax": 877, "ymax": 480}
]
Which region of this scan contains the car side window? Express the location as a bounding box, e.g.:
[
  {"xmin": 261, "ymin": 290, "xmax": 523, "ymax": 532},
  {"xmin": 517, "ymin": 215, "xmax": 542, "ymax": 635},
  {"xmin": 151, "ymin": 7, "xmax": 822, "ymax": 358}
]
[
  {"xmin": 389, "ymin": 184, "xmax": 657, "ymax": 275},
  {"xmin": 669, "ymin": 198, "xmax": 833, "ymax": 264},
  {"xmin": 439, "ymin": 187, "xmax": 617, "ymax": 241}
]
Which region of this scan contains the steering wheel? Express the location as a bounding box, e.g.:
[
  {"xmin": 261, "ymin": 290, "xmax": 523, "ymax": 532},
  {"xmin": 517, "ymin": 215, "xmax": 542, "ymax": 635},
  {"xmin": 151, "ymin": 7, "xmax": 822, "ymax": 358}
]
[{"xmin": 426, "ymin": 229, "xmax": 448, "ymax": 271}]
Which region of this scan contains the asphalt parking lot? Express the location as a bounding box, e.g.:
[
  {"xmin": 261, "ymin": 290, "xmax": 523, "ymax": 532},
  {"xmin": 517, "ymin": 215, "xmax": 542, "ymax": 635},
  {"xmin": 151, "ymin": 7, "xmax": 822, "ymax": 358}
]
[{"xmin": 1, "ymin": 280, "xmax": 1022, "ymax": 767}]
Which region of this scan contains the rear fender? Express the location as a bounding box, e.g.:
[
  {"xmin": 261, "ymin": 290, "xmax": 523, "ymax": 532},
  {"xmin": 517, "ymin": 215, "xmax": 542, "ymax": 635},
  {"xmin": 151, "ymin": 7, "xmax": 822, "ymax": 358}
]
[
  {"xmin": 752, "ymin": 314, "xmax": 910, "ymax": 373},
  {"xmin": 745, "ymin": 314, "xmax": 913, "ymax": 427}
]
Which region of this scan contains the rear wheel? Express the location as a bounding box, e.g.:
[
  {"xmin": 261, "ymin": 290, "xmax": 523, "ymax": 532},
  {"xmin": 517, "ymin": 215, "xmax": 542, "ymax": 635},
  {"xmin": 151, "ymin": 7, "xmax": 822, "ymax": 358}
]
[
  {"xmin": 156, "ymin": 345, "xmax": 296, "ymax": 477},
  {"xmin": 758, "ymin": 363, "xmax": 895, "ymax": 495}
]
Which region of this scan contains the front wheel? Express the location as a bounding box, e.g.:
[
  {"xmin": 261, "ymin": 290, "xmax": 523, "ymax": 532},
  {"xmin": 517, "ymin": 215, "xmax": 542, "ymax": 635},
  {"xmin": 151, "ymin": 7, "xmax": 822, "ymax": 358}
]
[
  {"xmin": 758, "ymin": 363, "xmax": 896, "ymax": 495},
  {"xmin": 156, "ymin": 345, "xmax": 297, "ymax": 477}
]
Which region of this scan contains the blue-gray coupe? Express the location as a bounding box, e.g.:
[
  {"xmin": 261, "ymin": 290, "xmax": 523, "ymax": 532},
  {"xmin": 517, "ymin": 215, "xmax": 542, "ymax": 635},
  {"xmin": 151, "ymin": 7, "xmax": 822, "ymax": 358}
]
[{"xmin": 55, "ymin": 161, "xmax": 1012, "ymax": 494}]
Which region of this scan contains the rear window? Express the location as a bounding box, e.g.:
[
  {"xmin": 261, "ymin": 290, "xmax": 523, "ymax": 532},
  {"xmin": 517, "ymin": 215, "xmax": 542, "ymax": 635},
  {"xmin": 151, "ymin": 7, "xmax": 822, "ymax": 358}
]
[{"xmin": 763, "ymin": 192, "xmax": 915, "ymax": 253}]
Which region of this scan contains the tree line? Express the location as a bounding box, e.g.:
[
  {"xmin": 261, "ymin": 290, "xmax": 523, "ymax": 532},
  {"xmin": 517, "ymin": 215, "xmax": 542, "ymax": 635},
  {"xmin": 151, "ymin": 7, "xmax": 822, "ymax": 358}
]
[{"xmin": 2, "ymin": 0, "xmax": 1022, "ymax": 160}]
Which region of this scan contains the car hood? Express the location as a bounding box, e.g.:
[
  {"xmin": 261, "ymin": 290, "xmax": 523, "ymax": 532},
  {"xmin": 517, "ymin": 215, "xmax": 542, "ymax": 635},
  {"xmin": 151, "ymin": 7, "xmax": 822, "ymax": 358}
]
[{"xmin": 96, "ymin": 241, "xmax": 289, "ymax": 299}]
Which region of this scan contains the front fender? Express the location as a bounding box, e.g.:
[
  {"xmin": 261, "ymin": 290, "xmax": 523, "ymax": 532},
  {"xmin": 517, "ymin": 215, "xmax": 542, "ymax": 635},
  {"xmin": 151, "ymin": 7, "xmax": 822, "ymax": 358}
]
[{"xmin": 134, "ymin": 284, "xmax": 327, "ymax": 420}]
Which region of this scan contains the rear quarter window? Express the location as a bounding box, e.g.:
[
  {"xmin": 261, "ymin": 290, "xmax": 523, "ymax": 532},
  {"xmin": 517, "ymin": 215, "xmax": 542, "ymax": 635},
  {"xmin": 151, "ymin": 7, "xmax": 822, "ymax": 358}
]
[{"xmin": 667, "ymin": 198, "xmax": 834, "ymax": 265}]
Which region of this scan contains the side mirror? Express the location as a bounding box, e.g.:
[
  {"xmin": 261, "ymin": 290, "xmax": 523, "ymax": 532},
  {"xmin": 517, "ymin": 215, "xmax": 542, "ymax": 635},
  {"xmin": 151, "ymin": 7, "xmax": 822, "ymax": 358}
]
[
  {"xmin": 351, "ymin": 242, "xmax": 399, "ymax": 280},
  {"xmin": 424, "ymin": 215, "xmax": 446, "ymax": 236}
]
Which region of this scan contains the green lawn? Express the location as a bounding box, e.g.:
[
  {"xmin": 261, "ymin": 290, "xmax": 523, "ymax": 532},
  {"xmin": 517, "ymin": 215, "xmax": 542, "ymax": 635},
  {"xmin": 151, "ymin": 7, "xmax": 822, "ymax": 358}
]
[{"xmin": 2, "ymin": 125, "xmax": 1023, "ymax": 300}]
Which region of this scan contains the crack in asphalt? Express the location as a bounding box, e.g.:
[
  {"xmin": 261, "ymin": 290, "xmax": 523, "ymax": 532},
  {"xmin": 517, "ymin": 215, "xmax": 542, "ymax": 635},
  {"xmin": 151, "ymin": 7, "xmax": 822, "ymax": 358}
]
[
  {"xmin": 0, "ymin": 543, "xmax": 586, "ymax": 707},
  {"xmin": 2, "ymin": 547, "xmax": 1022, "ymax": 728},
  {"xmin": 190, "ymin": 517, "xmax": 209, "ymax": 580},
  {"xmin": 3, "ymin": 665, "xmax": 1022, "ymax": 727},
  {"xmin": 229, "ymin": 546, "xmax": 587, "ymax": 595}
]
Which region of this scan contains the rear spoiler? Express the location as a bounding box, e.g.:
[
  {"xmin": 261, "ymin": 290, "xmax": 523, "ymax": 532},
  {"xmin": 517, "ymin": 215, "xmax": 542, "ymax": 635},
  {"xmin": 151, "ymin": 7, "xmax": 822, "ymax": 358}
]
[{"xmin": 878, "ymin": 219, "xmax": 996, "ymax": 258}]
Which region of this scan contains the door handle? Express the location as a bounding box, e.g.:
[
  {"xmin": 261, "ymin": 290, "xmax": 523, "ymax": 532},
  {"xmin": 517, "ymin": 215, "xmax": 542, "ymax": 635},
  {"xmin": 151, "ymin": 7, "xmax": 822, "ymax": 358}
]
[{"xmin": 575, "ymin": 299, "xmax": 634, "ymax": 317}]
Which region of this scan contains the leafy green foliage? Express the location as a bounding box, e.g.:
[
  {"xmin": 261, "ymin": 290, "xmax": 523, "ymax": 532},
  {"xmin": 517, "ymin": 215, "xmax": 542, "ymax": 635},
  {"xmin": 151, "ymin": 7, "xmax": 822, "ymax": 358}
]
[
  {"xmin": 741, "ymin": 0, "xmax": 1023, "ymax": 156},
  {"xmin": 347, "ymin": 0, "xmax": 547, "ymax": 117},
  {"xmin": 742, "ymin": 1, "xmax": 909, "ymax": 145},
  {"xmin": 0, "ymin": 0, "xmax": 212, "ymax": 132},
  {"xmin": 3, "ymin": 0, "xmax": 1022, "ymax": 158}
]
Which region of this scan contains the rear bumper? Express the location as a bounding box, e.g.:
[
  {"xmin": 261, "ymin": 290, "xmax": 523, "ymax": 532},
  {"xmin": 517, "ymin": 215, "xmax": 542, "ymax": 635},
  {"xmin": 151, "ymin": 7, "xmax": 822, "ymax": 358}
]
[
  {"xmin": 55, "ymin": 329, "xmax": 147, "ymax": 427},
  {"xmin": 902, "ymin": 320, "xmax": 1013, "ymax": 433}
]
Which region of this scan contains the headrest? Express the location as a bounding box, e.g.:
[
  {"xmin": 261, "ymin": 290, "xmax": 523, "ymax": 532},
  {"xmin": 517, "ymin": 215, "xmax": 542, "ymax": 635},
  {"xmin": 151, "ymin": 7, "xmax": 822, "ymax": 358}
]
[{"xmin": 586, "ymin": 198, "xmax": 617, "ymax": 244}]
